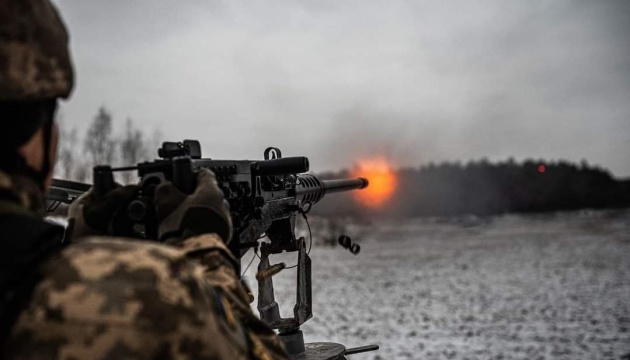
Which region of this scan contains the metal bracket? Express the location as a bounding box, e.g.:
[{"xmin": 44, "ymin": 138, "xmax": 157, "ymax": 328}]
[{"xmin": 257, "ymin": 237, "xmax": 312, "ymax": 331}]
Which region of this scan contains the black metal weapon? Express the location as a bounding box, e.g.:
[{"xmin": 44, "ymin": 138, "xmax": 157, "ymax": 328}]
[
  {"xmin": 47, "ymin": 179, "xmax": 90, "ymax": 212},
  {"xmin": 46, "ymin": 140, "xmax": 378, "ymax": 360}
]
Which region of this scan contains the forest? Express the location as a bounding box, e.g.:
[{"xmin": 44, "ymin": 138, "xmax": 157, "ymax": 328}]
[
  {"xmin": 55, "ymin": 106, "xmax": 160, "ymax": 183},
  {"xmin": 314, "ymin": 159, "xmax": 630, "ymax": 219}
]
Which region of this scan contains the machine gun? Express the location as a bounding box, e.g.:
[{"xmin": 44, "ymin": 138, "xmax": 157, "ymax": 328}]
[{"xmin": 47, "ymin": 140, "xmax": 378, "ymax": 360}]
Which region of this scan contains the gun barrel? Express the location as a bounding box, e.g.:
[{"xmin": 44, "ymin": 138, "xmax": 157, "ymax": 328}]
[{"xmin": 322, "ymin": 178, "xmax": 369, "ymax": 194}]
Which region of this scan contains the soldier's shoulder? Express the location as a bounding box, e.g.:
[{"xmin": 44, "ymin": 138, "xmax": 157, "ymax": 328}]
[
  {"xmin": 4, "ymin": 237, "xmax": 250, "ymax": 359},
  {"xmin": 43, "ymin": 237, "xmax": 198, "ymax": 296},
  {"xmin": 32, "ymin": 237, "xmax": 213, "ymax": 331},
  {"xmin": 34, "ymin": 237, "xmax": 210, "ymax": 324},
  {"xmin": 60, "ymin": 236, "xmax": 187, "ymax": 270}
]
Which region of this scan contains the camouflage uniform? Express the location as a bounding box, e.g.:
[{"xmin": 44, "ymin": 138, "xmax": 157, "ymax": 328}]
[
  {"xmin": 0, "ymin": 0, "xmax": 289, "ymax": 358},
  {"xmin": 0, "ymin": 172, "xmax": 288, "ymax": 359}
]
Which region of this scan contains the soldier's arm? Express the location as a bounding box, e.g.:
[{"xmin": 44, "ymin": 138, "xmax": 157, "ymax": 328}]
[
  {"xmin": 152, "ymin": 169, "xmax": 290, "ymax": 359},
  {"xmin": 173, "ymin": 233, "xmax": 290, "ymax": 360}
]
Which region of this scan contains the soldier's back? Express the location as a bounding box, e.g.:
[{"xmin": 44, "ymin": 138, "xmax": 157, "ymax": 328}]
[{"xmin": 3, "ymin": 237, "xmax": 251, "ymax": 360}]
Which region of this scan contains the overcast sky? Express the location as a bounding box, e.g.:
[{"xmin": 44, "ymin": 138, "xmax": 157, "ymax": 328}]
[{"xmin": 53, "ymin": 0, "xmax": 630, "ymax": 177}]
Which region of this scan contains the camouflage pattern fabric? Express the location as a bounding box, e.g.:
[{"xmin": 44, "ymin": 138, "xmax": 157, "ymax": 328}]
[
  {"xmin": 0, "ymin": 0, "xmax": 74, "ymax": 100},
  {"xmin": 175, "ymin": 234, "xmax": 289, "ymax": 360},
  {"xmin": 0, "ymin": 170, "xmax": 46, "ymax": 216},
  {"xmin": 3, "ymin": 238, "xmax": 252, "ymax": 359},
  {"xmin": 0, "ymin": 170, "xmax": 288, "ymax": 359}
]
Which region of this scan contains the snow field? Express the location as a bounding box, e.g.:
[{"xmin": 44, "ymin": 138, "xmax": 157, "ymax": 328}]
[{"xmin": 244, "ymin": 210, "xmax": 630, "ymax": 360}]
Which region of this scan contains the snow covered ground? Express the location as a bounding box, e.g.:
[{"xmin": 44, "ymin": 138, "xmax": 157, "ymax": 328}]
[{"xmin": 243, "ymin": 209, "xmax": 630, "ymax": 360}]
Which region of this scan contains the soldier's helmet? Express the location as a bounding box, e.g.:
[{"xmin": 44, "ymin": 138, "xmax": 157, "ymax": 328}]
[{"xmin": 0, "ymin": 0, "xmax": 74, "ymax": 101}]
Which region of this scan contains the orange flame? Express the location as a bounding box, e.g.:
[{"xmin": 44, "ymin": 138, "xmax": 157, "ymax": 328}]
[{"xmin": 352, "ymin": 157, "xmax": 397, "ymax": 208}]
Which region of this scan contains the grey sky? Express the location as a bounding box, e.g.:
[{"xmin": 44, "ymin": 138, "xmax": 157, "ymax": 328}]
[{"xmin": 54, "ymin": 0, "xmax": 630, "ymax": 177}]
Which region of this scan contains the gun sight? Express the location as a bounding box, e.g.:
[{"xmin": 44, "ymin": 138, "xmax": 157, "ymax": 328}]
[{"xmin": 158, "ymin": 140, "xmax": 202, "ymax": 159}]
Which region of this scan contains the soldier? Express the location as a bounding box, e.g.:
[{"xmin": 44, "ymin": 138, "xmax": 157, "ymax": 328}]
[{"xmin": 0, "ymin": 0, "xmax": 288, "ymax": 358}]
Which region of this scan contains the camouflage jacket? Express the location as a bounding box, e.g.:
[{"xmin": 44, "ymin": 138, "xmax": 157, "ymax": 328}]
[{"xmin": 0, "ymin": 171, "xmax": 288, "ymax": 360}]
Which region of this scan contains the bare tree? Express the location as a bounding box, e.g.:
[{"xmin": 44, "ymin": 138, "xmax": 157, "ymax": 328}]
[
  {"xmin": 119, "ymin": 118, "xmax": 147, "ymax": 183},
  {"xmin": 55, "ymin": 113, "xmax": 88, "ymax": 181},
  {"xmin": 56, "ymin": 125, "xmax": 78, "ymax": 179},
  {"xmin": 73, "ymin": 161, "xmax": 90, "ymax": 183},
  {"xmin": 85, "ymin": 106, "xmax": 116, "ymax": 168},
  {"xmin": 55, "ymin": 112, "xmax": 73, "ymax": 179}
]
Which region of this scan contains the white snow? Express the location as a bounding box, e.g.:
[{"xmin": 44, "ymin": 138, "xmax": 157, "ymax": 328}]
[{"xmin": 243, "ymin": 209, "xmax": 630, "ymax": 360}]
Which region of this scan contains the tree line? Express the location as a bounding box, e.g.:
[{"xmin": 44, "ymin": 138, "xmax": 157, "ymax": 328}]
[
  {"xmin": 56, "ymin": 106, "xmax": 161, "ymax": 183},
  {"xmin": 314, "ymin": 159, "xmax": 630, "ymax": 219},
  {"xmin": 55, "ymin": 111, "xmax": 630, "ymax": 218}
]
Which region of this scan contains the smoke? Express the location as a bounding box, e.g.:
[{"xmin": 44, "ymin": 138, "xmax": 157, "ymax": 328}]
[{"xmin": 316, "ymin": 105, "xmax": 447, "ymax": 170}]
